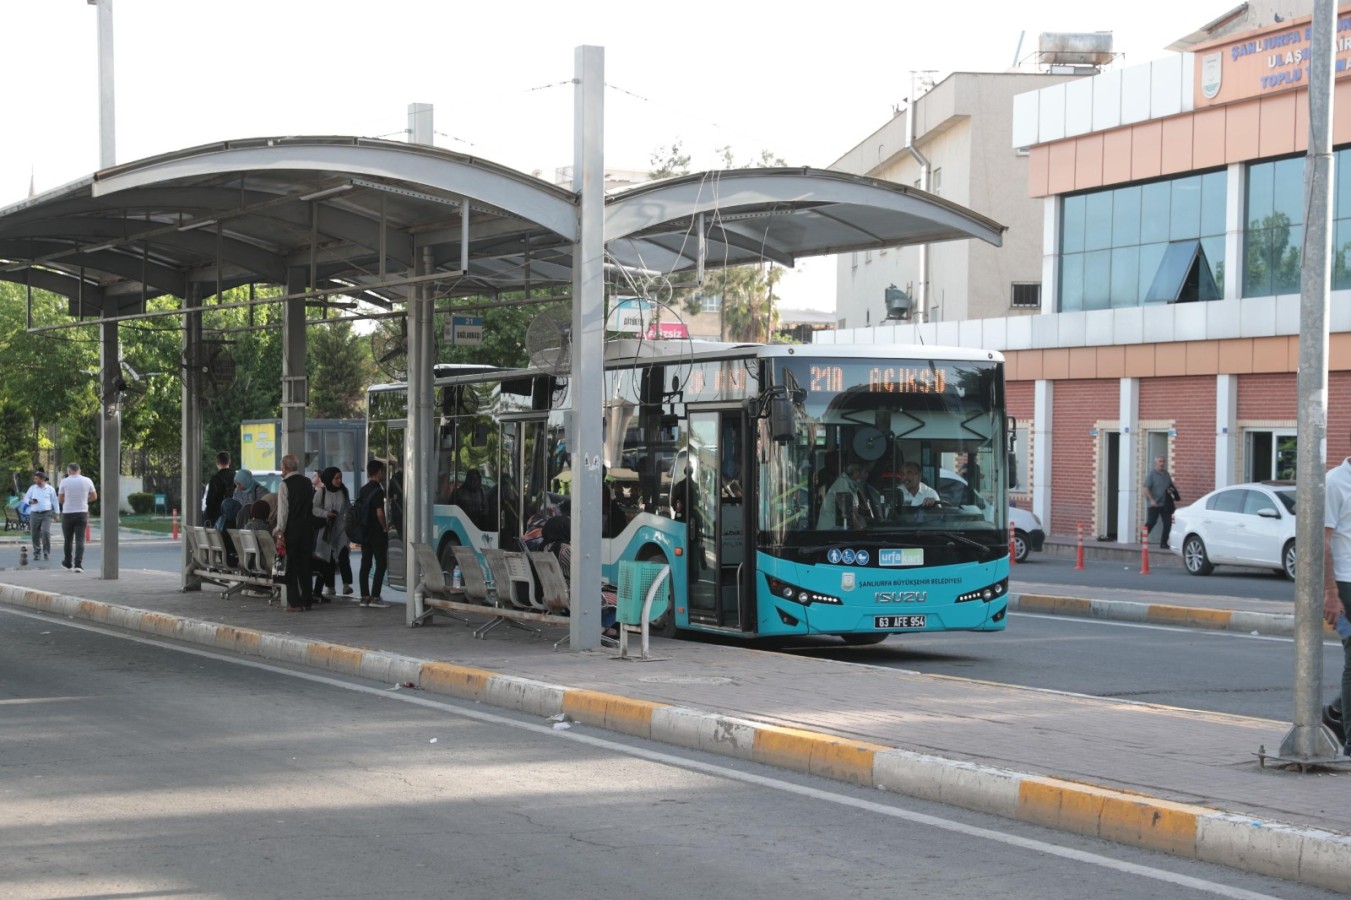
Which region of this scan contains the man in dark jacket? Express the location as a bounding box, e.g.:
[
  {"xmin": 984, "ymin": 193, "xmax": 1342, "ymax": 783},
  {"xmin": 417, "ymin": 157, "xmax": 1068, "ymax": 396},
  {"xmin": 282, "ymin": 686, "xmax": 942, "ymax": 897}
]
[
  {"xmin": 203, "ymin": 451, "xmax": 235, "ymax": 527},
  {"xmin": 273, "ymin": 453, "xmax": 314, "ymax": 611}
]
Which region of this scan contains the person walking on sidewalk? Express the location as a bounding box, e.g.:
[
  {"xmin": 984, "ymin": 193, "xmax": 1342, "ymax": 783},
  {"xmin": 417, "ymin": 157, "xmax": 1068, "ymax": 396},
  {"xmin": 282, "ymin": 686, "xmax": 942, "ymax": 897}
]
[
  {"xmin": 1143, "ymin": 455, "xmax": 1179, "ymax": 550},
  {"xmin": 274, "ymin": 453, "xmax": 314, "ymax": 611},
  {"xmin": 1323, "ymin": 442, "xmax": 1351, "ymax": 757},
  {"xmin": 355, "ymin": 458, "xmax": 390, "ymax": 608},
  {"xmin": 57, "ymin": 462, "xmax": 97, "ymax": 572},
  {"xmin": 24, "ymin": 469, "xmax": 58, "ymax": 560}
]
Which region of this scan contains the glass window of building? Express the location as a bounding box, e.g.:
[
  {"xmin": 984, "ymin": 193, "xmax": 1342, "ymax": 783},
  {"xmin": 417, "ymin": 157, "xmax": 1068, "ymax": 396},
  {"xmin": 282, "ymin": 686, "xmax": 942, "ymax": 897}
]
[
  {"xmin": 1244, "ymin": 149, "xmax": 1351, "ymax": 295},
  {"xmin": 1060, "ymin": 170, "xmax": 1226, "ymax": 311}
]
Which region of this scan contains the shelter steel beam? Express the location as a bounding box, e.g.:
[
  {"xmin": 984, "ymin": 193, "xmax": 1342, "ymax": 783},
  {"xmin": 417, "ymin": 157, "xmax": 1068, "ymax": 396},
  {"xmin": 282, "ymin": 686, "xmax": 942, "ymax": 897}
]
[
  {"xmin": 181, "ymin": 285, "xmax": 203, "ymax": 590},
  {"xmin": 100, "ymin": 320, "xmax": 121, "ymax": 579},
  {"xmin": 569, "ymin": 45, "xmax": 605, "ymax": 650},
  {"xmin": 405, "ymin": 247, "xmax": 435, "ymax": 626},
  {"xmin": 282, "ymin": 269, "xmax": 309, "ymax": 467}
]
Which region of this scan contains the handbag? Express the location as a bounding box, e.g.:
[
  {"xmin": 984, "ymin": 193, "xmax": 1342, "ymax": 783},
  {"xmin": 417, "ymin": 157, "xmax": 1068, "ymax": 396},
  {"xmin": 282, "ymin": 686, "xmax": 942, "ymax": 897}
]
[{"xmin": 1166, "ymin": 484, "xmax": 1182, "ymax": 503}]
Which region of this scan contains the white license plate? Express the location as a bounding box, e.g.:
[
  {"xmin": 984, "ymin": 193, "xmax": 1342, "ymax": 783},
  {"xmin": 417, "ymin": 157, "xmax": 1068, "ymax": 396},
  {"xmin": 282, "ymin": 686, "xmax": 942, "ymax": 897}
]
[{"xmin": 873, "ymin": 614, "xmax": 926, "ymax": 629}]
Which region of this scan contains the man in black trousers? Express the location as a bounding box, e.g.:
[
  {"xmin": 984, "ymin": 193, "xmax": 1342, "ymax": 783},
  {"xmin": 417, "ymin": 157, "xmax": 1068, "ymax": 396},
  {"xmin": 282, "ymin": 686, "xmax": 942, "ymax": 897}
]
[{"xmin": 273, "ymin": 453, "xmax": 314, "ymax": 611}]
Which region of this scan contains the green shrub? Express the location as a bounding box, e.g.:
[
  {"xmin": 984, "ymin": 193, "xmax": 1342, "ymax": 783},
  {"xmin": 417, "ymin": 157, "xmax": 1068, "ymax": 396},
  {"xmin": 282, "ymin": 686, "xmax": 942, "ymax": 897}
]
[{"xmin": 127, "ymin": 492, "xmax": 154, "ymax": 515}]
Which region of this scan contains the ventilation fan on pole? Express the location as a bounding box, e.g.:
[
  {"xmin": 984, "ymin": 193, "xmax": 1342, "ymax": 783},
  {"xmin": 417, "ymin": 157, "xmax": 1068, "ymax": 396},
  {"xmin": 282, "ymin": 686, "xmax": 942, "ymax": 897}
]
[
  {"xmin": 524, "ymin": 306, "xmax": 573, "ymax": 377},
  {"xmin": 371, "ymin": 318, "xmax": 408, "ymax": 380},
  {"xmin": 184, "ymin": 339, "xmax": 237, "ymax": 400},
  {"xmin": 93, "ymin": 359, "xmax": 161, "ymax": 416}
]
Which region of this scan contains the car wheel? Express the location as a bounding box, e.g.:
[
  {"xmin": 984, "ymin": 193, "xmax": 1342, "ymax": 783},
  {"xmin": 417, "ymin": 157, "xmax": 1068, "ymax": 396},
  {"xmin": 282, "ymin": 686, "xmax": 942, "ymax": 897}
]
[
  {"xmin": 1281, "ymin": 540, "xmax": 1296, "ymax": 581},
  {"xmin": 1182, "ymin": 534, "xmax": 1214, "ymax": 576},
  {"xmin": 841, "ymin": 633, "xmax": 889, "ymax": 646},
  {"xmin": 1012, "ymin": 530, "xmax": 1030, "ymax": 563}
]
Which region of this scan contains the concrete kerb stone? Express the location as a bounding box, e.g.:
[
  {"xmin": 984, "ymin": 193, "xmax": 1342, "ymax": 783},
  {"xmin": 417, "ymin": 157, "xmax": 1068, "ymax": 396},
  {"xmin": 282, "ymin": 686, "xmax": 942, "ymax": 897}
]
[
  {"xmin": 4, "ymin": 581, "xmax": 1351, "ymax": 891},
  {"xmin": 1010, "ymin": 592, "xmax": 1293, "ymax": 635}
]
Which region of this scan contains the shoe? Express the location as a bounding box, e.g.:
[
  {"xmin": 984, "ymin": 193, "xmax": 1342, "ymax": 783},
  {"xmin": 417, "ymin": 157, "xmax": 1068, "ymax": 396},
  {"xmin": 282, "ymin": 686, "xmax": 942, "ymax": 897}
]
[
  {"xmin": 320, "ymin": 594, "xmax": 333, "ymax": 604},
  {"xmin": 343, "ymin": 584, "xmax": 354, "ymax": 595},
  {"xmin": 61, "ymin": 561, "xmax": 71, "ymax": 570},
  {"xmin": 359, "ymin": 596, "xmax": 371, "ymax": 606},
  {"xmin": 73, "ymin": 566, "xmax": 83, "ymax": 573},
  {"xmin": 367, "ymin": 598, "xmax": 390, "ymax": 608},
  {"xmin": 284, "ymin": 606, "xmax": 303, "ymax": 612}
]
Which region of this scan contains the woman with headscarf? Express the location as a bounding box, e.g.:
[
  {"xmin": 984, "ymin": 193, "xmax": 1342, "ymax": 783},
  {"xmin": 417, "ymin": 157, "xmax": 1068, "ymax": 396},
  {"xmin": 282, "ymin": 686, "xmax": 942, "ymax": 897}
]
[
  {"xmin": 231, "ymin": 468, "xmax": 266, "ymax": 530},
  {"xmin": 311, "ymin": 466, "xmax": 351, "ymax": 602}
]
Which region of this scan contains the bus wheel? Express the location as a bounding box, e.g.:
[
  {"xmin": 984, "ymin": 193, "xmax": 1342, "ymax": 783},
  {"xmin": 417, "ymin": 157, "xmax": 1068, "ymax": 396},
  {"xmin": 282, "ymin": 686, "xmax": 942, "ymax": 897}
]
[
  {"xmin": 437, "ymin": 537, "xmax": 461, "ymax": 579},
  {"xmin": 840, "ymin": 633, "xmax": 889, "ymax": 646}
]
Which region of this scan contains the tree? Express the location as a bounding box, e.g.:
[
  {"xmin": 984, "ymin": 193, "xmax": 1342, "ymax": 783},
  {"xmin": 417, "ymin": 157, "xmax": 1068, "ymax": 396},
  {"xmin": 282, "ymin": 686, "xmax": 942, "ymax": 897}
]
[
  {"xmin": 647, "ymin": 143, "xmax": 788, "ymax": 342},
  {"xmin": 307, "ymin": 319, "xmax": 368, "ymax": 419}
]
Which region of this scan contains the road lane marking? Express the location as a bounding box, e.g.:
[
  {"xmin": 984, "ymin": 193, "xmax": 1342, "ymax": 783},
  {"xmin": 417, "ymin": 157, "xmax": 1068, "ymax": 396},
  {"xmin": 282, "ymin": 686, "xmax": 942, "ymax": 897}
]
[{"xmin": 3, "ymin": 604, "xmax": 1291, "ymax": 900}]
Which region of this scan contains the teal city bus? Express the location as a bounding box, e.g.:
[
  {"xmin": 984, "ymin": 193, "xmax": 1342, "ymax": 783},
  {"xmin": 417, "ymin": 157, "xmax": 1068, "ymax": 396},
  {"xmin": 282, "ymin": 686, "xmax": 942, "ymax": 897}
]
[{"xmin": 366, "ymin": 340, "xmax": 1011, "ymax": 643}]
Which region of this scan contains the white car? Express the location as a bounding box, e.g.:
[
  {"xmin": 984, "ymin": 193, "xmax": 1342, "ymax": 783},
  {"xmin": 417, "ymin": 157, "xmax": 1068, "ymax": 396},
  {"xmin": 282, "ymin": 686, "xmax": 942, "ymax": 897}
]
[
  {"xmin": 937, "ymin": 470, "xmax": 1043, "ymax": 562},
  {"xmin": 1170, "ymin": 481, "xmax": 1297, "ymax": 580}
]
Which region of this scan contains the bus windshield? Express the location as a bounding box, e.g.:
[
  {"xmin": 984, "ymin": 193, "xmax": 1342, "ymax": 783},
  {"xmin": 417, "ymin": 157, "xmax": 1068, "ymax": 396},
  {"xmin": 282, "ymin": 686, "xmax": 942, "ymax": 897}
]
[{"xmin": 761, "ymin": 356, "xmax": 1006, "ymax": 548}]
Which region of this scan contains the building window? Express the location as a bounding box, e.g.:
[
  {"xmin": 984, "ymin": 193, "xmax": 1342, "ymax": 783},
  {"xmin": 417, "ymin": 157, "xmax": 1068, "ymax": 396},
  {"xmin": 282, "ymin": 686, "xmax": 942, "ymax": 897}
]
[
  {"xmin": 1245, "ymin": 429, "xmax": 1297, "ymax": 481},
  {"xmin": 1010, "ymin": 425, "xmax": 1031, "ymax": 492},
  {"xmin": 1059, "ymin": 170, "xmax": 1226, "ymax": 311},
  {"xmin": 700, "ymin": 294, "xmax": 721, "ymax": 314},
  {"xmin": 1247, "ymin": 148, "xmax": 1351, "ymax": 296},
  {"xmin": 1010, "ymin": 282, "xmax": 1041, "ymax": 308}
]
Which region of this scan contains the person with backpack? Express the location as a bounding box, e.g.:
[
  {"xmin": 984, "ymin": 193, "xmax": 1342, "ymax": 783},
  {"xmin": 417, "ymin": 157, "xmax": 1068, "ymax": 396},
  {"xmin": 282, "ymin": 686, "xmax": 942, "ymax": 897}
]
[{"xmin": 353, "ymin": 458, "xmax": 391, "ymax": 608}]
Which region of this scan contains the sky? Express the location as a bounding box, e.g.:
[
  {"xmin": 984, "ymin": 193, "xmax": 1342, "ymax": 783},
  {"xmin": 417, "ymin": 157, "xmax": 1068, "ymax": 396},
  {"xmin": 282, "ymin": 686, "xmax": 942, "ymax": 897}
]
[{"xmin": 4, "ymin": 0, "xmax": 1211, "ymax": 312}]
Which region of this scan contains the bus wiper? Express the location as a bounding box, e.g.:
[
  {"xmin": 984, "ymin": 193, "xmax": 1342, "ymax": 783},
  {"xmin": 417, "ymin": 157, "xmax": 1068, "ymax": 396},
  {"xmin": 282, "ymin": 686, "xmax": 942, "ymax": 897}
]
[{"xmin": 929, "ymin": 531, "xmax": 994, "ymax": 559}]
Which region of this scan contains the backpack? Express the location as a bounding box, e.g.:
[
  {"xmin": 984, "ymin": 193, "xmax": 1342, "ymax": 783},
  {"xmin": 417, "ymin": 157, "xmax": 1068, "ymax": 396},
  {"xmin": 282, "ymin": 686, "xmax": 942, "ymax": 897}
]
[{"xmin": 346, "ymin": 486, "xmax": 369, "ymax": 544}]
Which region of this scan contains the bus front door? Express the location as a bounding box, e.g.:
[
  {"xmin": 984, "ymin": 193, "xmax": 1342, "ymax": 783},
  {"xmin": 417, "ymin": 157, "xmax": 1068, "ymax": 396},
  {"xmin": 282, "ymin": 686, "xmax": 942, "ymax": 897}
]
[{"xmin": 686, "ymin": 411, "xmax": 751, "ymax": 632}]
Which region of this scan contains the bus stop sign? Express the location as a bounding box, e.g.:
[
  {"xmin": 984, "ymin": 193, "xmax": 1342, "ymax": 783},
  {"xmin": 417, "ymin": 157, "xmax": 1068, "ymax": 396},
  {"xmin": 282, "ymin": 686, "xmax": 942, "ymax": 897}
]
[{"xmin": 446, "ymin": 315, "xmax": 484, "ymax": 346}]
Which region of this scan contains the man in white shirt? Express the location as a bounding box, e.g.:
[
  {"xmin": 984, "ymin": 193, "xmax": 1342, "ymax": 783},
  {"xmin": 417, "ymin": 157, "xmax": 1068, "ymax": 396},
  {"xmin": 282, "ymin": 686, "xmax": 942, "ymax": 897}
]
[
  {"xmin": 898, "ymin": 462, "xmax": 940, "ymax": 508},
  {"xmin": 1323, "ymin": 443, "xmax": 1351, "ymax": 757},
  {"xmin": 57, "ymin": 462, "xmax": 97, "ymax": 572},
  {"xmin": 24, "ymin": 469, "xmax": 58, "ymax": 560}
]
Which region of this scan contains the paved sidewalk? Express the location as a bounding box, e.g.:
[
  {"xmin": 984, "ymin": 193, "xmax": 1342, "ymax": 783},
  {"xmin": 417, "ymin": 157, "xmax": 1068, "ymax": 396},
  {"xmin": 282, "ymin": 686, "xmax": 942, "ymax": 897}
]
[{"xmin": 1, "ymin": 561, "xmax": 1348, "ymax": 893}]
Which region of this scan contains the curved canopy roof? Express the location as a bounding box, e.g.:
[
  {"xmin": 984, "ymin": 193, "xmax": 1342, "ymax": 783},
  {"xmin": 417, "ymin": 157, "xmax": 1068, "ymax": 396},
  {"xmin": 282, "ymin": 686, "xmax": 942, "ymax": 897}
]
[{"xmin": 0, "ymin": 136, "xmax": 1005, "ymax": 320}]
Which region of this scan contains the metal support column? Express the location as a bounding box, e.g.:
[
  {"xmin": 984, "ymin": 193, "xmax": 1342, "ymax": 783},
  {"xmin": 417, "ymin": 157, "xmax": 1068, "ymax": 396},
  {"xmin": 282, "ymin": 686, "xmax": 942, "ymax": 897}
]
[
  {"xmin": 181, "ymin": 285, "xmax": 203, "ymax": 590},
  {"xmin": 405, "ymin": 247, "xmax": 435, "ymax": 626},
  {"xmin": 100, "ymin": 320, "xmax": 120, "ymax": 579},
  {"xmin": 281, "ymin": 269, "xmax": 308, "ymax": 464},
  {"xmin": 569, "ymin": 45, "xmax": 605, "ymax": 650}
]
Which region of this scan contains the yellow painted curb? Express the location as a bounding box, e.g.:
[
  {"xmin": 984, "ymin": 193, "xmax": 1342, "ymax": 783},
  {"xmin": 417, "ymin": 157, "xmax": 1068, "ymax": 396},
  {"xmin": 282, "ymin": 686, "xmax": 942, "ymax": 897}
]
[
  {"xmin": 140, "ymin": 610, "xmax": 179, "ymax": 636},
  {"xmin": 1148, "ymin": 605, "xmax": 1232, "ymax": 629},
  {"xmin": 419, "ymin": 661, "xmax": 496, "ymax": 701},
  {"xmin": 215, "ymin": 625, "xmax": 262, "ymax": 653},
  {"xmin": 305, "ymin": 641, "xmax": 364, "ymax": 674},
  {"xmin": 753, "ymin": 725, "xmax": 887, "ymax": 785},
  {"xmin": 562, "ymin": 689, "xmax": 664, "ymax": 738},
  {"xmin": 1018, "ymin": 594, "xmax": 1092, "ymax": 615},
  {"xmin": 1018, "ymin": 778, "xmax": 1203, "ymax": 855}
]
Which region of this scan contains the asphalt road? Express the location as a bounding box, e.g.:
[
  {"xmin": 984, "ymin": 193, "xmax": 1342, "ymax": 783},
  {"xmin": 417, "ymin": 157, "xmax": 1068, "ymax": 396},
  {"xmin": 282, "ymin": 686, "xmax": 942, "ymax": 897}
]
[
  {"xmin": 1013, "ymin": 553, "xmax": 1296, "ymax": 603},
  {"xmin": 21, "ymin": 537, "xmax": 1339, "ymax": 724},
  {"xmin": 3, "ymin": 609, "xmax": 1337, "ymax": 900}
]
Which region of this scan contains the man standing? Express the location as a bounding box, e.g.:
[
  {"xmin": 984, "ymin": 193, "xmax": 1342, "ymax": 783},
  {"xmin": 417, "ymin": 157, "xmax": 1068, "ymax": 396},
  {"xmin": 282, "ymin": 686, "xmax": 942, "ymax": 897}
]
[
  {"xmin": 356, "ymin": 458, "xmax": 390, "ymax": 608},
  {"xmin": 24, "ymin": 469, "xmax": 57, "ymax": 561},
  {"xmin": 203, "ymin": 451, "xmax": 234, "ymax": 527},
  {"xmin": 273, "ymin": 453, "xmax": 314, "ymax": 611},
  {"xmin": 1143, "ymin": 455, "xmax": 1178, "ymax": 550},
  {"xmin": 57, "ymin": 462, "xmax": 97, "ymax": 572},
  {"xmin": 1323, "ymin": 436, "xmax": 1351, "ymax": 757}
]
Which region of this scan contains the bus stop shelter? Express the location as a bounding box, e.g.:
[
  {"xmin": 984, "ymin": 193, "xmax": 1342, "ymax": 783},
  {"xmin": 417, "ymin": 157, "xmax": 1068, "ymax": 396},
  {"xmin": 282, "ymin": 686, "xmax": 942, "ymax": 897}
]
[{"xmin": 0, "ymin": 47, "xmax": 1004, "ymax": 648}]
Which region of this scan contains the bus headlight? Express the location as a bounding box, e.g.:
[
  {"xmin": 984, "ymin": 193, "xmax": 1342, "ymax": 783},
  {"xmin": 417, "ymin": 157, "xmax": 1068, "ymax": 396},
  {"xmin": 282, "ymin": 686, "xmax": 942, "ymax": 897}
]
[
  {"xmin": 765, "ymin": 575, "xmax": 841, "ymax": 606},
  {"xmin": 956, "ymin": 578, "xmax": 1007, "ymax": 603}
]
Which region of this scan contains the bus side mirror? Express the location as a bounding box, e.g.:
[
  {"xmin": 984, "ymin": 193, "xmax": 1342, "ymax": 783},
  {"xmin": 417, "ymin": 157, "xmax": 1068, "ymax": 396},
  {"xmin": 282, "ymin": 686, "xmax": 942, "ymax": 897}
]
[{"xmin": 769, "ymin": 396, "xmax": 794, "ymax": 443}]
